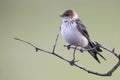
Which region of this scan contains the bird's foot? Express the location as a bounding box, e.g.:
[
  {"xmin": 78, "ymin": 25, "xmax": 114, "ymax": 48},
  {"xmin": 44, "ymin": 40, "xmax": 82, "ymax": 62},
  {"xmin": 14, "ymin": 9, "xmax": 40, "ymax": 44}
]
[
  {"xmin": 80, "ymin": 48, "xmax": 84, "ymax": 53},
  {"xmin": 67, "ymin": 45, "xmax": 71, "ymax": 50}
]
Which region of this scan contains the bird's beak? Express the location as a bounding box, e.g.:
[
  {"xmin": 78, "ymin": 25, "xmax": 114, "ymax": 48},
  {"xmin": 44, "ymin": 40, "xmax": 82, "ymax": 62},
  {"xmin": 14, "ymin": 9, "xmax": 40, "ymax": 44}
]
[{"xmin": 60, "ymin": 14, "xmax": 64, "ymax": 17}]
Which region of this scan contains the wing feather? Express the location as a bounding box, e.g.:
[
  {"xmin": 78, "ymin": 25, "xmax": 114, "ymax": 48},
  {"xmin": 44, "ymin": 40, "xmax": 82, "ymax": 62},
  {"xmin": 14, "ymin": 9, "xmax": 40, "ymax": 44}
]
[{"xmin": 75, "ymin": 19, "xmax": 90, "ymax": 40}]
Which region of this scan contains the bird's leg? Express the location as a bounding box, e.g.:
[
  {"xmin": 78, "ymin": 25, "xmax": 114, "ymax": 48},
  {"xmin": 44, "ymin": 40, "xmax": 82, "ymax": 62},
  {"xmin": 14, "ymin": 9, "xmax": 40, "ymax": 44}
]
[
  {"xmin": 70, "ymin": 46, "xmax": 79, "ymax": 65},
  {"xmin": 73, "ymin": 46, "xmax": 77, "ymax": 61}
]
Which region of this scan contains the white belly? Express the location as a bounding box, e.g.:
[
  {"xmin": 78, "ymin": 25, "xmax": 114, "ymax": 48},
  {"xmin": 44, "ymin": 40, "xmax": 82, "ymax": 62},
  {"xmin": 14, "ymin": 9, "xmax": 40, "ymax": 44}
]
[{"xmin": 61, "ymin": 23, "xmax": 88, "ymax": 47}]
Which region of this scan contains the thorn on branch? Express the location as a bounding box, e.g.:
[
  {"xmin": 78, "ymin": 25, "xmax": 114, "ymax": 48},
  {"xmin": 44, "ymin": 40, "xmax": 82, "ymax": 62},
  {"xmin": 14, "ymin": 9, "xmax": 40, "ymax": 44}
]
[
  {"xmin": 112, "ymin": 48, "xmax": 115, "ymax": 53},
  {"xmin": 35, "ymin": 48, "xmax": 39, "ymax": 52}
]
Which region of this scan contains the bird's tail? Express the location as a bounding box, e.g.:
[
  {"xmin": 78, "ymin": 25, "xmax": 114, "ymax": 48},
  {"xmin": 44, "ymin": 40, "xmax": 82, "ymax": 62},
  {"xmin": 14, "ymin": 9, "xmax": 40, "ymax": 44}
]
[{"xmin": 86, "ymin": 41, "xmax": 106, "ymax": 63}]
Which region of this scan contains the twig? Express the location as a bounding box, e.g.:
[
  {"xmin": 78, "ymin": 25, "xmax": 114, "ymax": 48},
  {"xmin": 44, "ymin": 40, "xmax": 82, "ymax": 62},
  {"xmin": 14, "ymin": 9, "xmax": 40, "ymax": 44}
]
[
  {"xmin": 14, "ymin": 35, "xmax": 120, "ymax": 77},
  {"xmin": 106, "ymin": 60, "xmax": 120, "ymax": 76},
  {"xmin": 64, "ymin": 45, "xmax": 96, "ymax": 52},
  {"xmin": 52, "ymin": 34, "xmax": 59, "ymax": 53},
  {"xmin": 101, "ymin": 46, "xmax": 118, "ymax": 59}
]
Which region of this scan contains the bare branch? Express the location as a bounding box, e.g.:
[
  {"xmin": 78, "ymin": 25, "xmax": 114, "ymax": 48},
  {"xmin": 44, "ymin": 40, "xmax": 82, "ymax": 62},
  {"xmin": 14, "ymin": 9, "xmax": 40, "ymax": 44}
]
[
  {"xmin": 101, "ymin": 46, "xmax": 119, "ymax": 59},
  {"xmin": 52, "ymin": 34, "xmax": 59, "ymax": 53},
  {"xmin": 64, "ymin": 45, "xmax": 96, "ymax": 52},
  {"xmin": 14, "ymin": 35, "xmax": 120, "ymax": 77},
  {"xmin": 106, "ymin": 60, "xmax": 120, "ymax": 76}
]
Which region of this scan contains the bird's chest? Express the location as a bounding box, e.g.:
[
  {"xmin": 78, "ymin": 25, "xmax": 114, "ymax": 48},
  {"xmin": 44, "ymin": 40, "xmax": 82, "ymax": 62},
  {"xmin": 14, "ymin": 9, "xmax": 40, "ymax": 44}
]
[
  {"xmin": 61, "ymin": 23, "xmax": 88, "ymax": 47},
  {"xmin": 61, "ymin": 23, "xmax": 79, "ymax": 40}
]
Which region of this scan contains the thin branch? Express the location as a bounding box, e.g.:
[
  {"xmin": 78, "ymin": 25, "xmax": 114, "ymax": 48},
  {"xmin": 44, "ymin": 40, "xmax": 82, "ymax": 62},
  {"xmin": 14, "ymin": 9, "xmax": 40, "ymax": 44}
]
[
  {"xmin": 52, "ymin": 34, "xmax": 59, "ymax": 53},
  {"xmin": 64, "ymin": 45, "xmax": 96, "ymax": 53},
  {"xmin": 101, "ymin": 46, "xmax": 119, "ymax": 59},
  {"xmin": 14, "ymin": 38, "xmax": 51, "ymax": 53},
  {"xmin": 14, "ymin": 35, "xmax": 120, "ymax": 77},
  {"xmin": 64, "ymin": 42, "xmax": 119, "ymax": 59},
  {"xmin": 106, "ymin": 60, "xmax": 120, "ymax": 76}
]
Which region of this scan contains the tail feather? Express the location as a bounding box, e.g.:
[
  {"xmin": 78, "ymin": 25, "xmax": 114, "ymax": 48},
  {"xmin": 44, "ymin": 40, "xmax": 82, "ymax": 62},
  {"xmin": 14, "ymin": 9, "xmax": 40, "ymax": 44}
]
[
  {"xmin": 87, "ymin": 41, "xmax": 106, "ymax": 63},
  {"xmin": 88, "ymin": 50, "xmax": 101, "ymax": 63},
  {"xmin": 98, "ymin": 53, "xmax": 106, "ymax": 61}
]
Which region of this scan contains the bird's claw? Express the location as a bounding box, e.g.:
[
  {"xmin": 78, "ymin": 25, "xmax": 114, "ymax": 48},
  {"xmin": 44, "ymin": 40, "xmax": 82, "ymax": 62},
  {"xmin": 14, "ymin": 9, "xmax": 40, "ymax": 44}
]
[
  {"xmin": 80, "ymin": 48, "xmax": 84, "ymax": 53},
  {"xmin": 67, "ymin": 45, "xmax": 71, "ymax": 50}
]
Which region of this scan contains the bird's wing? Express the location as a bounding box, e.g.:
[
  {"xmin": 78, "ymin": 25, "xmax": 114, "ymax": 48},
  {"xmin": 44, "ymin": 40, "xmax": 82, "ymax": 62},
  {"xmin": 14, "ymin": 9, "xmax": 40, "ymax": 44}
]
[{"xmin": 75, "ymin": 19, "xmax": 90, "ymax": 40}]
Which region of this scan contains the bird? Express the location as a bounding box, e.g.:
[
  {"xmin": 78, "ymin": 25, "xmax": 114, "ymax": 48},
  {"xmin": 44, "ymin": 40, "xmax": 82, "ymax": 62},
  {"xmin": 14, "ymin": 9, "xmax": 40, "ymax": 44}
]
[{"xmin": 60, "ymin": 9, "xmax": 106, "ymax": 63}]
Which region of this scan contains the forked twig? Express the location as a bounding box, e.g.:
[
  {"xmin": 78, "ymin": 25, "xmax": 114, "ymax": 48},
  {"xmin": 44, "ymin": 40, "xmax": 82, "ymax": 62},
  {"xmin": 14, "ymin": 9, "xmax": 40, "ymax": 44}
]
[{"xmin": 14, "ymin": 34, "xmax": 120, "ymax": 77}]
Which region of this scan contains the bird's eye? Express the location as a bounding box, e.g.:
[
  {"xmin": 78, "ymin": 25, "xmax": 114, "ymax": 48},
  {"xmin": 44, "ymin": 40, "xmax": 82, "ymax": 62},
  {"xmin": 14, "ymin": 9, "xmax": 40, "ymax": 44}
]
[{"xmin": 65, "ymin": 14, "xmax": 70, "ymax": 17}]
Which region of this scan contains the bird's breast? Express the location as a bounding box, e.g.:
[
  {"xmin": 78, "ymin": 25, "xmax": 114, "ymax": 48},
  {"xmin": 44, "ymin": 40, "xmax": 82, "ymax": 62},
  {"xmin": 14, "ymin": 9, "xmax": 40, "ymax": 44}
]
[{"xmin": 61, "ymin": 23, "xmax": 88, "ymax": 47}]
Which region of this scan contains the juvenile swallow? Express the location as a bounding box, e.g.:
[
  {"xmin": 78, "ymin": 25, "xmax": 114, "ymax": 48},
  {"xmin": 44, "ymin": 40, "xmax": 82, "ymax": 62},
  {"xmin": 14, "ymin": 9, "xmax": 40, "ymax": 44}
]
[{"xmin": 60, "ymin": 10, "xmax": 106, "ymax": 63}]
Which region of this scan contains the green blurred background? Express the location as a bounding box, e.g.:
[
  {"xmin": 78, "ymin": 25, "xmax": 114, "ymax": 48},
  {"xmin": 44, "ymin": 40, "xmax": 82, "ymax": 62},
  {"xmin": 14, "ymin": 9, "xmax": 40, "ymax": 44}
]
[{"xmin": 0, "ymin": 0, "xmax": 120, "ymax": 80}]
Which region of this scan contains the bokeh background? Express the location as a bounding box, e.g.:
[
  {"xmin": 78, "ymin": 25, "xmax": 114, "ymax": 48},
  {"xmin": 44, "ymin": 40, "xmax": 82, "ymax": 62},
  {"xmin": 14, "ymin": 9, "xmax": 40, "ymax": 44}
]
[{"xmin": 0, "ymin": 0, "xmax": 120, "ymax": 80}]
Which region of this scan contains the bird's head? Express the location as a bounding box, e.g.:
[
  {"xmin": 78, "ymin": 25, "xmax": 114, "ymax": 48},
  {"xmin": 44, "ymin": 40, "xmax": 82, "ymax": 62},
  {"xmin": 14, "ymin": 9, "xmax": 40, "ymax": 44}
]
[{"xmin": 60, "ymin": 10, "xmax": 79, "ymax": 22}]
